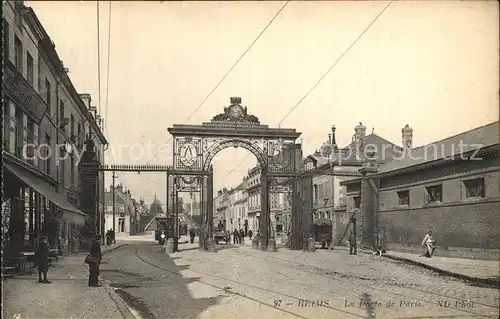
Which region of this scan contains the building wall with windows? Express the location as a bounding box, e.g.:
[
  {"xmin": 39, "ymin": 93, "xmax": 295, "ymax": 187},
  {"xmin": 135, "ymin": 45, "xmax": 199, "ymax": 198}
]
[
  {"xmin": 342, "ymin": 122, "xmax": 500, "ymax": 260},
  {"xmin": 104, "ymin": 184, "xmax": 135, "ymax": 235},
  {"xmin": 2, "ymin": 1, "xmax": 108, "ymax": 255},
  {"xmin": 376, "ymin": 155, "xmax": 499, "ymax": 259}
]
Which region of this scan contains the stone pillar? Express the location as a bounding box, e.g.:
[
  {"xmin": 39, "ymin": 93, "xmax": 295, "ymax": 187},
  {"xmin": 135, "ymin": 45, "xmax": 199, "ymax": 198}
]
[
  {"xmin": 80, "ymin": 140, "xmax": 99, "ymax": 235},
  {"xmin": 290, "ymin": 180, "xmax": 300, "ymax": 250},
  {"xmin": 32, "ymin": 123, "xmax": 39, "ymax": 167},
  {"xmin": 199, "ymin": 175, "xmax": 206, "ymax": 251},
  {"xmin": 206, "ymin": 168, "xmax": 216, "ymax": 252},
  {"xmin": 260, "ymin": 168, "xmax": 269, "ymax": 251},
  {"xmin": 359, "ymin": 164, "xmax": 378, "ymax": 250}
]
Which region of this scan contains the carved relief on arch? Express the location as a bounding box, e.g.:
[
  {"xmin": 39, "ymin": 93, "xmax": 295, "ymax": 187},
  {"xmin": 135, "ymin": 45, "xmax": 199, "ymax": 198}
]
[{"xmin": 203, "ymin": 139, "xmax": 267, "ymax": 171}]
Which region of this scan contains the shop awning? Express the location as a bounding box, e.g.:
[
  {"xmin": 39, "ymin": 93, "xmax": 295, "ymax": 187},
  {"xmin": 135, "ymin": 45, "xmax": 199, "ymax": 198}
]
[{"xmin": 4, "ymin": 161, "xmax": 87, "ymax": 222}]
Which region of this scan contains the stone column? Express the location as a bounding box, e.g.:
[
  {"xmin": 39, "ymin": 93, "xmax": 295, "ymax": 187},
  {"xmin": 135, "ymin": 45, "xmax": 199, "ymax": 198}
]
[
  {"xmin": 260, "ymin": 168, "xmax": 269, "ymax": 251},
  {"xmin": 80, "ymin": 140, "xmax": 99, "ymax": 235}
]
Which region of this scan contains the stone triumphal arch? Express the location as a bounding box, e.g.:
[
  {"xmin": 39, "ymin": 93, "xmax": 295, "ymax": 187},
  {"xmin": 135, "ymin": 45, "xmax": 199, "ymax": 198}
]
[{"xmin": 167, "ymin": 97, "xmax": 307, "ymax": 252}]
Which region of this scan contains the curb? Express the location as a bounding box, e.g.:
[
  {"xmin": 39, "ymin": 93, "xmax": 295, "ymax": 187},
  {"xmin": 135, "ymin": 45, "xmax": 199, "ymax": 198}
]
[
  {"xmin": 383, "ymin": 254, "xmax": 500, "ymax": 288},
  {"xmin": 102, "ymin": 283, "xmax": 138, "ymax": 319}
]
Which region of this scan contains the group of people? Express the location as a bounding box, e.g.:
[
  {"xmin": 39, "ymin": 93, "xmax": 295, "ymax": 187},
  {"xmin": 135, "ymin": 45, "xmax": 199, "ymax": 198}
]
[
  {"xmin": 232, "ymin": 229, "xmax": 252, "ymax": 244},
  {"xmin": 35, "ymin": 233, "xmax": 103, "ymax": 287}
]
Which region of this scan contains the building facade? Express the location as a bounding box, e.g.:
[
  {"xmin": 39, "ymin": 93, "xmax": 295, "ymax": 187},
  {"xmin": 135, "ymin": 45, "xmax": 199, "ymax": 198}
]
[
  {"xmin": 2, "ymin": 1, "xmax": 106, "ymax": 254},
  {"xmin": 104, "ymin": 184, "xmax": 136, "ymax": 236},
  {"xmin": 342, "ymin": 122, "xmax": 500, "ymax": 260}
]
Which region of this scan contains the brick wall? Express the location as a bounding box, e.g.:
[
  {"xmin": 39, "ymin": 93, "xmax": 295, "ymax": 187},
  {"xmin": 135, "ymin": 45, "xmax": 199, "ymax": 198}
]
[{"xmin": 379, "ymin": 200, "xmax": 499, "ymax": 260}]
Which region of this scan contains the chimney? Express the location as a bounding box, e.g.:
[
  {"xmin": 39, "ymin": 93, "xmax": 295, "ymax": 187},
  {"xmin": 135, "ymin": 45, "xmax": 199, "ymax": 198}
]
[
  {"xmin": 402, "ymin": 124, "xmax": 413, "ymax": 149},
  {"xmin": 331, "ymin": 125, "xmax": 337, "ymax": 148},
  {"xmin": 354, "ymin": 122, "xmax": 366, "ymax": 141}
]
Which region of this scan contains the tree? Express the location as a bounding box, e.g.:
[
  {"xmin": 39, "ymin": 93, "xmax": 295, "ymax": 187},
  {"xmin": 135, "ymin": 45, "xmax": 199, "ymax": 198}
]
[{"xmin": 149, "ymin": 199, "xmax": 164, "ymax": 216}]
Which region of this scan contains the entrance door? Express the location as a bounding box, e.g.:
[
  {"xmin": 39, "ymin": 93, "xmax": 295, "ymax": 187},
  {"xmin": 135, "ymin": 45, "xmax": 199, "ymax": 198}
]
[{"xmin": 119, "ymin": 218, "xmax": 125, "ymax": 233}]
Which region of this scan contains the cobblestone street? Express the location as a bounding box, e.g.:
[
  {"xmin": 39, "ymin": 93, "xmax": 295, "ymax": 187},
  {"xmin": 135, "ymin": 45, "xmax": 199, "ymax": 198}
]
[
  {"xmin": 2, "ymin": 244, "xmax": 134, "ymax": 319},
  {"xmin": 99, "ymin": 238, "xmax": 499, "ymax": 319}
]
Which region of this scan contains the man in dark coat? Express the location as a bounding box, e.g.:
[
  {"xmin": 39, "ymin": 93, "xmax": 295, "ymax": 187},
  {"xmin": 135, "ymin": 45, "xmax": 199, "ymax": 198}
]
[
  {"xmin": 239, "ymin": 229, "xmax": 245, "ymax": 244},
  {"xmin": 189, "ymin": 228, "xmax": 196, "ymax": 243},
  {"xmin": 233, "ymin": 229, "xmax": 239, "ymax": 244},
  {"xmin": 36, "ymin": 236, "xmax": 51, "ymax": 283},
  {"xmin": 88, "ymin": 234, "xmax": 102, "ymax": 287},
  {"xmin": 248, "ymin": 230, "xmax": 253, "ymax": 240},
  {"xmin": 348, "ymin": 218, "xmax": 357, "ymax": 255}
]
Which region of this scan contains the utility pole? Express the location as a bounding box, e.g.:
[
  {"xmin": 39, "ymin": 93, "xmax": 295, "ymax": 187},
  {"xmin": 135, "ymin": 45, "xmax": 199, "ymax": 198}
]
[{"xmin": 112, "ymin": 171, "xmax": 117, "ymax": 244}]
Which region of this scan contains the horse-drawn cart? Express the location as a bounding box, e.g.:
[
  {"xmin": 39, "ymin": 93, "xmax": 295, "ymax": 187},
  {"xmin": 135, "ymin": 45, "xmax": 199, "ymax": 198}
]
[{"xmin": 313, "ymin": 218, "xmax": 333, "ymax": 249}]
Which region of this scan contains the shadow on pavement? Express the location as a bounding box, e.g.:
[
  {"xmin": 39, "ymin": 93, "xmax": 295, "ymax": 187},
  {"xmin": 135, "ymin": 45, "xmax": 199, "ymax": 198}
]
[{"xmin": 101, "ymin": 243, "xmax": 223, "ymax": 319}]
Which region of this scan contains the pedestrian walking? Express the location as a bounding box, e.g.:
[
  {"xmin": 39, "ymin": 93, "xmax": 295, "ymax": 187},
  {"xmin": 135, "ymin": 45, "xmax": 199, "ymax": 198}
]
[
  {"xmin": 189, "ymin": 228, "xmax": 196, "ymax": 244},
  {"xmin": 36, "ymin": 236, "xmax": 51, "ymax": 284},
  {"xmin": 421, "ymin": 230, "xmax": 435, "ymax": 258},
  {"xmin": 248, "ymin": 229, "xmax": 253, "ymax": 240},
  {"xmin": 233, "ymin": 229, "xmax": 239, "ymax": 244},
  {"xmin": 348, "ymin": 218, "xmax": 357, "ymax": 255},
  {"xmin": 86, "ymin": 234, "xmax": 102, "ymax": 287},
  {"xmin": 239, "ymin": 229, "xmax": 245, "ymax": 244}
]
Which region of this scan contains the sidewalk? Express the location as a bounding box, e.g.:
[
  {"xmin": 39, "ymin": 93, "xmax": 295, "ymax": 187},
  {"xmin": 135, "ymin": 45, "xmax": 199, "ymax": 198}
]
[
  {"xmin": 383, "ymin": 250, "xmax": 500, "ymax": 285},
  {"xmin": 333, "ymin": 245, "xmax": 499, "ymax": 286},
  {"xmin": 3, "ymin": 243, "xmax": 135, "ymax": 319}
]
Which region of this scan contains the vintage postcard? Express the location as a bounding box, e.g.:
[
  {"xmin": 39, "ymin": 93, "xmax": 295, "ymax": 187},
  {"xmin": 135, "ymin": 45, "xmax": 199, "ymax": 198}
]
[{"xmin": 2, "ymin": 1, "xmax": 499, "ymax": 318}]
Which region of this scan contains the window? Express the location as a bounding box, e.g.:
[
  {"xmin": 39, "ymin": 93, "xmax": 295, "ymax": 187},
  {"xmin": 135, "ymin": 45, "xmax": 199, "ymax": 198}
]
[
  {"xmin": 77, "ymin": 123, "xmax": 81, "ymax": 145},
  {"xmin": 45, "ymin": 79, "xmax": 51, "ymax": 116},
  {"xmin": 397, "ymin": 190, "xmax": 410, "ymax": 206},
  {"xmin": 45, "ymin": 135, "xmax": 51, "ymax": 174},
  {"xmin": 59, "ymin": 148, "xmax": 65, "ymax": 186},
  {"xmin": 425, "ymin": 185, "xmax": 442, "ymax": 204},
  {"xmin": 3, "ymin": 101, "xmax": 9, "ymax": 150},
  {"xmin": 27, "ymin": 52, "xmax": 34, "ymax": 85},
  {"xmin": 463, "ymin": 178, "xmax": 485, "ymax": 198},
  {"xmin": 313, "ymin": 184, "xmax": 319, "ymax": 201},
  {"xmin": 353, "ymin": 196, "xmax": 361, "ymax": 209},
  {"xmin": 15, "ymin": 36, "xmax": 22, "ymax": 71},
  {"xmin": 70, "ymin": 114, "xmax": 75, "ymax": 138},
  {"xmin": 14, "ymin": 110, "xmax": 22, "ymax": 157},
  {"xmin": 27, "ymin": 119, "xmax": 34, "ymax": 165},
  {"xmin": 59, "ymin": 101, "xmax": 66, "ymax": 131},
  {"xmin": 70, "ymin": 155, "xmax": 75, "ymax": 187},
  {"xmin": 3, "ymin": 19, "xmax": 10, "ymax": 63}
]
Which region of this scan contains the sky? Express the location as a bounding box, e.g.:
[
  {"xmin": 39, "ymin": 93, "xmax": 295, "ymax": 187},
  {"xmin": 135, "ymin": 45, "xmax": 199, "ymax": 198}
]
[{"xmin": 28, "ymin": 1, "xmax": 499, "ymax": 206}]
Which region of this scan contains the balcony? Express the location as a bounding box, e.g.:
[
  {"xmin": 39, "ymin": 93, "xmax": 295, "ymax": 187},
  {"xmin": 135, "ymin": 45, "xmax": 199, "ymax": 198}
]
[{"xmin": 3, "ymin": 61, "xmax": 46, "ymax": 123}]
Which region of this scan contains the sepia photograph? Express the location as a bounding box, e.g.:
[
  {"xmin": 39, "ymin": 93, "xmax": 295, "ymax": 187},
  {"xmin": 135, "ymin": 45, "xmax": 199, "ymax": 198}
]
[{"xmin": 1, "ymin": 1, "xmax": 499, "ymax": 318}]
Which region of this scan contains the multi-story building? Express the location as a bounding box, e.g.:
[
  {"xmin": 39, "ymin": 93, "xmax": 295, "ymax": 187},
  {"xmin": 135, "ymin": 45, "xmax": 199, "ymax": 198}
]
[
  {"xmin": 245, "ymin": 167, "xmax": 261, "ymax": 233},
  {"xmin": 104, "ymin": 184, "xmax": 136, "ymax": 236},
  {"xmin": 213, "ymin": 188, "xmax": 229, "ymax": 227},
  {"xmin": 341, "ymin": 122, "xmax": 500, "ymax": 260},
  {"xmin": 303, "ymin": 123, "xmax": 402, "ymax": 244},
  {"xmin": 2, "ymin": 1, "xmax": 106, "ymax": 254}
]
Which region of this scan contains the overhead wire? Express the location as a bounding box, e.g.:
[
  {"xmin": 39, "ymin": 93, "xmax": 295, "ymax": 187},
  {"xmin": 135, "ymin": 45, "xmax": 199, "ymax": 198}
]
[
  {"xmin": 96, "ymin": 1, "xmax": 102, "ymax": 115},
  {"xmin": 105, "ymin": 1, "xmax": 112, "ymax": 131},
  {"xmin": 145, "ymin": 1, "xmax": 290, "ymax": 165},
  {"xmin": 218, "ymin": 0, "xmax": 393, "ymax": 184}
]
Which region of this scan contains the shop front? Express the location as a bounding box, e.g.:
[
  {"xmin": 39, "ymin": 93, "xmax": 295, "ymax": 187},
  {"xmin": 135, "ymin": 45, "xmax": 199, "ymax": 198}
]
[{"xmin": 3, "ymin": 158, "xmax": 86, "ymax": 255}]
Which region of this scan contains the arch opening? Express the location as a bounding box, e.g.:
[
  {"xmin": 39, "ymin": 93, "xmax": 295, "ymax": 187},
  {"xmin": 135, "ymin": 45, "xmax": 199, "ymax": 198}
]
[{"xmin": 203, "ymin": 139, "xmax": 267, "ymax": 172}]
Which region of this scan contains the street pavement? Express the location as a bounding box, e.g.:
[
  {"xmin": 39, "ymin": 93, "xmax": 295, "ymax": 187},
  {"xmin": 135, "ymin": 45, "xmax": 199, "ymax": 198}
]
[
  {"xmin": 98, "ymin": 236, "xmax": 499, "ymax": 319},
  {"xmin": 3, "ymin": 243, "xmax": 135, "ymax": 319}
]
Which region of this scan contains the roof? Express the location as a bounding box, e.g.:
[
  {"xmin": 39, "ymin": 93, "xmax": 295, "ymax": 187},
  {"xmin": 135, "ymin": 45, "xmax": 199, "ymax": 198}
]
[{"xmin": 379, "ymin": 121, "xmax": 499, "ymax": 173}]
